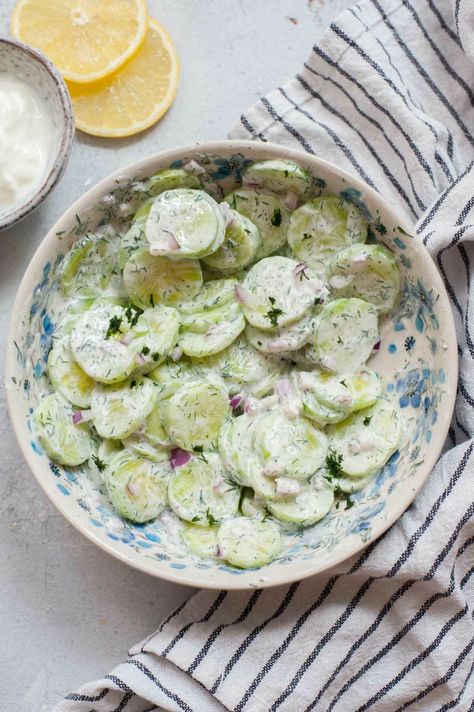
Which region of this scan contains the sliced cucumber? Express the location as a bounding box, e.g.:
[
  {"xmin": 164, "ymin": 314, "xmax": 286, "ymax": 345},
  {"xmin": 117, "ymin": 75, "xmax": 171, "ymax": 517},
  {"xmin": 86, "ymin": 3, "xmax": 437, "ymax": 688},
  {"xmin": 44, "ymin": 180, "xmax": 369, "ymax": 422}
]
[
  {"xmin": 105, "ymin": 450, "xmax": 169, "ymax": 523},
  {"xmin": 294, "ymin": 368, "xmax": 381, "ymax": 416},
  {"xmin": 145, "ymin": 189, "xmax": 225, "ymax": 258},
  {"xmin": 147, "ymin": 168, "xmax": 201, "ymax": 195},
  {"xmin": 33, "ymin": 393, "xmax": 92, "ymax": 466},
  {"xmin": 147, "ymin": 358, "xmax": 199, "ymax": 401},
  {"xmin": 90, "ymin": 438, "xmax": 122, "ymax": 481},
  {"xmin": 168, "ymin": 453, "xmax": 240, "ymax": 526},
  {"xmin": 181, "ymin": 300, "xmax": 242, "ymax": 333},
  {"xmin": 118, "ymin": 198, "xmax": 151, "ymax": 269},
  {"xmin": 313, "ymin": 298, "xmax": 379, "ymax": 373},
  {"xmin": 70, "ymin": 302, "xmax": 137, "ymax": 384},
  {"xmin": 182, "ymin": 523, "xmax": 219, "ymax": 559},
  {"xmin": 48, "ymin": 339, "xmax": 95, "ymax": 408},
  {"xmin": 217, "ymin": 517, "xmax": 282, "ymax": 568},
  {"xmin": 254, "ymin": 410, "xmax": 327, "ymax": 480},
  {"xmin": 164, "ymin": 380, "xmax": 230, "ymax": 451},
  {"xmin": 131, "ymin": 307, "xmax": 180, "ymax": 372},
  {"xmin": 288, "ymin": 196, "xmax": 367, "ymax": 276},
  {"xmin": 245, "ymin": 310, "xmax": 313, "ymax": 354},
  {"xmin": 202, "ymin": 209, "xmax": 260, "ymax": 273},
  {"xmin": 328, "ymin": 244, "xmax": 401, "ymax": 314},
  {"xmin": 60, "ymin": 232, "xmax": 122, "ymax": 299},
  {"xmin": 142, "ymin": 402, "xmax": 173, "ymax": 448},
  {"xmin": 218, "ymin": 414, "xmax": 255, "ymax": 487},
  {"xmin": 224, "ymin": 189, "xmax": 290, "ymax": 259},
  {"xmin": 91, "ymin": 378, "xmax": 157, "ymax": 440},
  {"xmin": 121, "ymin": 433, "xmax": 169, "ymax": 463},
  {"xmin": 241, "ymin": 256, "xmax": 321, "ymax": 331},
  {"xmin": 123, "ymin": 250, "xmax": 203, "ymax": 309},
  {"xmin": 240, "ymin": 488, "xmax": 267, "ymax": 520},
  {"xmin": 242, "ymin": 159, "xmax": 311, "ymax": 197},
  {"xmin": 330, "ymin": 473, "xmax": 374, "ymax": 493},
  {"xmin": 179, "ymin": 278, "xmax": 237, "ymax": 315},
  {"xmin": 266, "ymin": 475, "xmax": 334, "ymax": 526},
  {"xmin": 327, "ymin": 399, "xmax": 403, "ymax": 478},
  {"xmin": 178, "ymin": 314, "xmax": 245, "ymax": 358}
]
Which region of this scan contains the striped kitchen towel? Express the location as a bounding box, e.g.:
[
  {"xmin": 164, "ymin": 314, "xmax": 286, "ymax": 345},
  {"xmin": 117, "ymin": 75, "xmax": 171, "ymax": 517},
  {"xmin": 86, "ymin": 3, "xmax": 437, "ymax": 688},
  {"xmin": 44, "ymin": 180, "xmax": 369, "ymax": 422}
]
[{"xmin": 56, "ymin": 1, "xmax": 473, "ymax": 710}]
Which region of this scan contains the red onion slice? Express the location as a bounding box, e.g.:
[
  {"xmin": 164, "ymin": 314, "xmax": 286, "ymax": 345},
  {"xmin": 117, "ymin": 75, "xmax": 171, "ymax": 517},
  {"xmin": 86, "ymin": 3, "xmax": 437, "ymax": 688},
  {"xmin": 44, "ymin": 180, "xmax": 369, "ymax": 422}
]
[{"xmin": 170, "ymin": 448, "xmax": 191, "ymax": 469}]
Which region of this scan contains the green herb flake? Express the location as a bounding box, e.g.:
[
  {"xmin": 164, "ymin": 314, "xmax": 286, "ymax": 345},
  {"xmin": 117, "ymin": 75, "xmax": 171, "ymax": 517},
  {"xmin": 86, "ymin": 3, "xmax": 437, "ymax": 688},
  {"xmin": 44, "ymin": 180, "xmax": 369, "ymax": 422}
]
[
  {"xmin": 105, "ymin": 316, "xmax": 122, "ymax": 339},
  {"xmin": 363, "ymin": 415, "xmax": 373, "ymax": 426},
  {"xmin": 265, "ymin": 307, "xmax": 284, "ymax": 328},
  {"xmin": 130, "ymin": 380, "xmax": 137, "ymax": 389},
  {"xmin": 92, "ymin": 455, "xmax": 107, "ymax": 473},
  {"xmin": 152, "ymin": 352, "xmax": 160, "ymax": 362},
  {"xmin": 206, "ymin": 509, "xmax": 218, "ymax": 526},
  {"xmin": 141, "ymin": 346, "xmax": 150, "ymax": 355},
  {"xmin": 326, "ymin": 448, "xmax": 344, "ymax": 478},
  {"xmin": 125, "ymin": 302, "xmax": 144, "ymax": 326},
  {"xmin": 271, "ymin": 208, "xmax": 282, "ymax": 227},
  {"xmin": 303, "ymin": 233, "xmax": 312, "ymax": 241},
  {"xmin": 192, "ymin": 445, "xmax": 208, "ymax": 463}
]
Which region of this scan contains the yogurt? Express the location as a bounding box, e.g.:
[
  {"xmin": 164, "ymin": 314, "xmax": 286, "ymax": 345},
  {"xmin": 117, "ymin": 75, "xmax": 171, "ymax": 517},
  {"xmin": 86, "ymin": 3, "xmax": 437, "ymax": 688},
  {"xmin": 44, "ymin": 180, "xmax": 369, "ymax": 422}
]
[{"xmin": 0, "ymin": 73, "xmax": 54, "ymax": 215}]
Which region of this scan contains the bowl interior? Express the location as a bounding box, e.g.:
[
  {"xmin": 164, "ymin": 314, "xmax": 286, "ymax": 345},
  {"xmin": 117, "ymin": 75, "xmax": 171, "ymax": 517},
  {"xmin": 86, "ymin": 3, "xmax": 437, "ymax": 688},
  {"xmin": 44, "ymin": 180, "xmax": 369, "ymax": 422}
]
[
  {"xmin": 5, "ymin": 142, "xmax": 457, "ymax": 589},
  {"xmin": 0, "ymin": 38, "xmax": 73, "ymax": 228}
]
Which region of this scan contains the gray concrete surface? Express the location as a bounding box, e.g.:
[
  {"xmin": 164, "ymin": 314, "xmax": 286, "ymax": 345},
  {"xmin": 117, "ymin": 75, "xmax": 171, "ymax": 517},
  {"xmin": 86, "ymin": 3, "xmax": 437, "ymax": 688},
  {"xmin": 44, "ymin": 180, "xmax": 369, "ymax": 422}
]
[{"xmin": 0, "ymin": 1, "xmax": 352, "ymax": 709}]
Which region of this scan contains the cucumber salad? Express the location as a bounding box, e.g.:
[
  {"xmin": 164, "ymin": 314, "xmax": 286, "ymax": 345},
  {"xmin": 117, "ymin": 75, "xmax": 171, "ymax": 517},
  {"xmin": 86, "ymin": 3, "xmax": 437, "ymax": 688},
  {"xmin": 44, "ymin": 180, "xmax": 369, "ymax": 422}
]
[{"xmin": 33, "ymin": 158, "xmax": 403, "ymax": 570}]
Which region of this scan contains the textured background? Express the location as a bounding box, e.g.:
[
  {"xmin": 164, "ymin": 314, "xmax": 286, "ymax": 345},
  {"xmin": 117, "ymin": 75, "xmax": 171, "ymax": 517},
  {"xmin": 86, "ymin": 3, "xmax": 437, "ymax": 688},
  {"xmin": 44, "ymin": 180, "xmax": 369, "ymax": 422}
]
[{"xmin": 0, "ymin": 1, "xmax": 352, "ymax": 709}]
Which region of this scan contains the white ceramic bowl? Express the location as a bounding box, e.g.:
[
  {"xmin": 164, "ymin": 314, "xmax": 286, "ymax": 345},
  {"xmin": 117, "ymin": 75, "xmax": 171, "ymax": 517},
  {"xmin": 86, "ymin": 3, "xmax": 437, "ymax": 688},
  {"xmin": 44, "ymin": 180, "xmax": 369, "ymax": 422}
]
[
  {"xmin": 5, "ymin": 141, "xmax": 457, "ymax": 589},
  {"xmin": 0, "ymin": 37, "xmax": 74, "ymax": 230}
]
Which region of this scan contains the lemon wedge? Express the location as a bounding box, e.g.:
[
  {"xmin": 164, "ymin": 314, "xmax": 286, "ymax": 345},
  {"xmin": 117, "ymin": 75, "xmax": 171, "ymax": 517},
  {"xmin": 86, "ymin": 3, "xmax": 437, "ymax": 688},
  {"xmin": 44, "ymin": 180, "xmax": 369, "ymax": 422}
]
[
  {"xmin": 11, "ymin": 0, "xmax": 148, "ymax": 84},
  {"xmin": 67, "ymin": 18, "xmax": 179, "ymax": 138}
]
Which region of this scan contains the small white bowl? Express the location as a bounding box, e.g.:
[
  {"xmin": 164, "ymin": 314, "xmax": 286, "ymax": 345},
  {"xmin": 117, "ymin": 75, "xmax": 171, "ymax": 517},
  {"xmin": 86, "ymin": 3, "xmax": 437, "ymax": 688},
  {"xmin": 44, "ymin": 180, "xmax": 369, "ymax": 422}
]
[
  {"xmin": 5, "ymin": 141, "xmax": 458, "ymax": 589},
  {"xmin": 0, "ymin": 37, "xmax": 74, "ymax": 230}
]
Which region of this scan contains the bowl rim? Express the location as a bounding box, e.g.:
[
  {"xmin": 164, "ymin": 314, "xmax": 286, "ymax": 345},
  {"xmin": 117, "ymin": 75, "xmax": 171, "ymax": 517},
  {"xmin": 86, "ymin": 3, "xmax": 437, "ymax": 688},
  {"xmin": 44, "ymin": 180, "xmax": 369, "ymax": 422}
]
[
  {"xmin": 0, "ymin": 36, "xmax": 75, "ymax": 231},
  {"xmin": 5, "ymin": 139, "xmax": 458, "ymax": 589}
]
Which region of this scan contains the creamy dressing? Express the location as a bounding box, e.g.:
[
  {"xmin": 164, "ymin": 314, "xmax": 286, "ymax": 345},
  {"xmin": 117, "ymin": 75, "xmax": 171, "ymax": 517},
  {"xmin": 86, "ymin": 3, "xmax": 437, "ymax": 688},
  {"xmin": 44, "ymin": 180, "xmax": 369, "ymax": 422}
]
[{"xmin": 0, "ymin": 73, "xmax": 54, "ymax": 214}]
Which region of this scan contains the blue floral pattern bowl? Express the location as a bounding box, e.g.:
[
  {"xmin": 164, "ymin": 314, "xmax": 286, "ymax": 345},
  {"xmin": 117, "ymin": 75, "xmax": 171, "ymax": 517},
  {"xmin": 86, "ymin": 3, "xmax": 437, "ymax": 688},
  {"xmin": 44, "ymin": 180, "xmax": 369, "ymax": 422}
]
[{"xmin": 5, "ymin": 141, "xmax": 457, "ymax": 589}]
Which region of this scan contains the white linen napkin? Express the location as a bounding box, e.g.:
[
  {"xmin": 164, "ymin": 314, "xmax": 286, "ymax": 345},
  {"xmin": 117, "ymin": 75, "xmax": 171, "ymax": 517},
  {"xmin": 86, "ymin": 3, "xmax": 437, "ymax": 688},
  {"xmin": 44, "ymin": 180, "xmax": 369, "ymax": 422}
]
[{"xmin": 56, "ymin": 1, "xmax": 474, "ymax": 710}]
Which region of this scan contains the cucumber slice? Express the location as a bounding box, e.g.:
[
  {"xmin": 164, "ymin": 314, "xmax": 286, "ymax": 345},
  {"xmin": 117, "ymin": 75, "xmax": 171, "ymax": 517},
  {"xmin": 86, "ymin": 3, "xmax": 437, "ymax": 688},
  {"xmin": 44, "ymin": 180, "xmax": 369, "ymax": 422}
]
[
  {"xmin": 118, "ymin": 198, "xmax": 151, "ymax": 269},
  {"xmin": 288, "ymin": 196, "xmax": 367, "ymax": 276},
  {"xmin": 218, "ymin": 415, "xmax": 255, "ymax": 487},
  {"xmin": 131, "ymin": 307, "xmax": 180, "ymax": 372},
  {"xmin": 295, "ymin": 367, "xmax": 382, "ymax": 416},
  {"xmin": 241, "ymin": 256, "xmax": 322, "ymax": 331},
  {"xmin": 181, "ymin": 300, "xmax": 242, "ymax": 334},
  {"xmin": 105, "ymin": 450, "xmax": 169, "ymax": 523},
  {"xmin": 313, "ymin": 298, "xmax": 379, "ymax": 373},
  {"xmin": 179, "ymin": 278, "xmax": 237, "ymax": 314},
  {"xmin": 121, "ymin": 433, "xmax": 169, "ymax": 463},
  {"xmin": 178, "ymin": 314, "xmax": 245, "ymax": 358},
  {"xmin": 89, "ymin": 438, "xmax": 121, "ymax": 482},
  {"xmin": 245, "ymin": 310, "xmax": 313, "ymax": 354},
  {"xmin": 240, "ymin": 488, "xmax": 267, "ymax": 520},
  {"xmin": 164, "ymin": 380, "xmax": 230, "ymax": 451},
  {"xmin": 347, "ymin": 368, "xmax": 383, "ymax": 410},
  {"xmin": 53, "ymin": 299, "xmax": 97, "ymax": 339},
  {"xmin": 147, "ymin": 358, "xmax": 199, "ymax": 401},
  {"xmin": 224, "ymin": 189, "xmax": 290, "ymax": 259},
  {"xmin": 254, "ymin": 410, "xmax": 327, "ymax": 480},
  {"xmin": 70, "ymin": 302, "xmax": 137, "ymax": 384},
  {"xmin": 266, "ymin": 475, "xmax": 334, "ymax": 526},
  {"xmin": 60, "ymin": 232, "xmax": 123, "ymax": 299},
  {"xmin": 91, "ymin": 378, "xmax": 157, "ymax": 440},
  {"xmin": 202, "ymin": 209, "xmax": 261, "ymax": 273},
  {"xmin": 142, "ymin": 402, "xmax": 173, "ymax": 448},
  {"xmin": 182, "ymin": 524, "xmax": 219, "ymax": 559},
  {"xmin": 327, "ymin": 399, "xmax": 403, "ymax": 478},
  {"xmin": 328, "ymin": 244, "xmax": 401, "ymax": 314},
  {"xmin": 168, "ymin": 453, "xmax": 240, "ymax": 526},
  {"xmin": 291, "ymin": 371, "xmax": 346, "ymax": 426},
  {"xmin": 145, "ymin": 189, "xmax": 225, "ymax": 258},
  {"xmin": 147, "ymin": 168, "xmax": 201, "ymax": 195},
  {"xmin": 123, "ymin": 250, "xmax": 203, "ymax": 309},
  {"xmin": 33, "ymin": 393, "xmax": 92, "ymax": 466},
  {"xmin": 48, "ymin": 339, "xmax": 95, "ymax": 408},
  {"xmin": 330, "ymin": 474, "xmax": 374, "ymax": 493},
  {"xmin": 242, "ymin": 159, "xmax": 311, "ymax": 197},
  {"xmin": 218, "ymin": 517, "xmax": 282, "ymax": 568}
]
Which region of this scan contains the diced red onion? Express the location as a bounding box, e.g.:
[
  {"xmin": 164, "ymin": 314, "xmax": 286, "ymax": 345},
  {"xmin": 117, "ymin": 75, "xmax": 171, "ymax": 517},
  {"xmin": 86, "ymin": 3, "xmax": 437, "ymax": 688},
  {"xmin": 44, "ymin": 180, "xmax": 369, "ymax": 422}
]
[
  {"xmin": 234, "ymin": 284, "xmax": 261, "ymax": 310},
  {"xmin": 126, "ymin": 482, "xmax": 140, "ymax": 497},
  {"xmin": 230, "ymin": 394, "xmax": 243, "ymax": 409},
  {"xmin": 293, "ymin": 262, "xmax": 308, "ymax": 279},
  {"xmin": 372, "ymin": 340, "xmax": 381, "ymax": 352},
  {"xmin": 275, "ymin": 477, "xmax": 301, "ymax": 497},
  {"xmin": 170, "ymin": 448, "xmax": 191, "ymax": 469},
  {"xmin": 135, "ymin": 352, "xmax": 146, "ymax": 365},
  {"xmin": 213, "ymin": 480, "xmax": 227, "ymax": 495},
  {"xmin": 120, "ymin": 332, "xmax": 134, "ymax": 345},
  {"xmin": 281, "ymin": 191, "xmax": 298, "ymax": 210},
  {"xmin": 72, "ymin": 410, "xmax": 92, "ymax": 425},
  {"xmin": 275, "ymin": 378, "xmax": 290, "ymax": 399},
  {"xmin": 171, "ymin": 346, "xmax": 183, "ymax": 361},
  {"xmin": 241, "ymin": 177, "xmax": 261, "ymax": 189}
]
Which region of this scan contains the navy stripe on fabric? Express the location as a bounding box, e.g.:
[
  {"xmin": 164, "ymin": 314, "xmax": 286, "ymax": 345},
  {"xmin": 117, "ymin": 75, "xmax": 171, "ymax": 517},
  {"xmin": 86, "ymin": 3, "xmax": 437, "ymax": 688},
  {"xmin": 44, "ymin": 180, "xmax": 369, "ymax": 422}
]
[
  {"xmin": 124, "ymin": 659, "xmax": 193, "ymax": 712},
  {"xmin": 105, "ymin": 675, "xmax": 132, "ymax": 694},
  {"xmin": 427, "ymin": 0, "xmax": 461, "ymax": 47},
  {"xmin": 394, "ymin": 638, "xmax": 474, "ymax": 712},
  {"xmin": 456, "ymin": 195, "xmax": 474, "ymax": 225},
  {"xmin": 460, "ymin": 565, "xmax": 474, "ymax": 589},
  {"xmin": 459, "ymin": 380, "xmax": 474, "ymax": 410},
  {"xmin": 370, "ymin": 0, "xmax": 474, "ymax": 146},
  {"xmin": 312, "ymin": 45, "xmax": 435, "ymax": 183},
  {"xmin": 112, "ymin": 691, "xmax": 134, "ymax": 712},
  {"xmin": 294, "ymin": 72, "xmax": 419, "ymax": 216},
  {"xmin": 456, "ymin": 243, "xmax": 474, "ymax": 359},
  {"xmin": 303, "ymin": 60, "xmax": 425, "ymax": 214},
  {"xmin": 65, "ymin": 688, "xmax": 110, "ymax": 702},
  {"xmin": 259, "ymin": 96, "xmax": 315, "ymax": 154},
  {"xmin": 139, "ymin": 599, "xmax": 191, "ymax": 654},
  {"xmin": 403, "ymin": 0, "xmax": 474, "ymax": 106},
  {"xmin": 273, "ymin": 88, "xmax": 376, "ymax": 189},
  {"xmin": 307, "ymin": 509, "xmax": 474, "ymax": 711},
  {"xmin": 240, "ymin": 114, "xmax": 258, "ymax": 137},
  {"xmin": 187, "ymin": 590, "xmax": 262, "ymax": 675},
  {"xmin": 210, "ymin": 582, "xmax": 299, "ymax": 694},
  {"xmin": 161, "ymin": 591, "xmax": 227, "ymax": 658},
  {"xmin": 417, "ymin": 162, "xmax": 474, "ymax": 233},
  {"xmin": 437, "ymin": 661, "xmax": 474, "ymax": 711},
  {"xmin": 272, "ymin": 444, "xmax": 473, "ymax": 709},
  {"xmin": 234, "ymin": 537, "xmax": 384, "ymax": 711},
  {"xmin": 454, "ymin": 0, "xmax": 461, "ymax": 36},
  {"xmin": 356, "ymin": 604, "xmax": 469, "ymax": 712}
]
